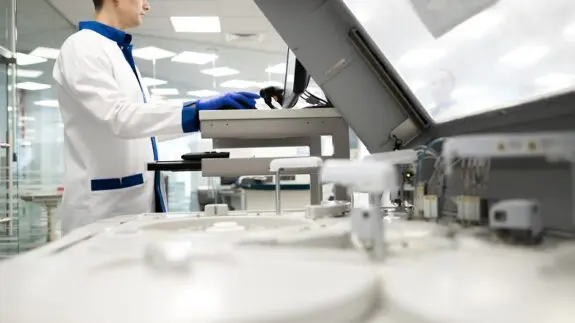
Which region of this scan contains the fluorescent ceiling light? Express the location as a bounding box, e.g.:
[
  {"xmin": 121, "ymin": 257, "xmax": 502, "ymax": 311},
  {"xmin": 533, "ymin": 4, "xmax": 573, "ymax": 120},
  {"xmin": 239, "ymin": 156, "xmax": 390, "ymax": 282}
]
[
  {"xmin": 499, "ymin": 45, "xmax": 549, "ymax": 68},
  {"xmin": 171, "ymin": 16, "xmax": 221, "ymax": 33},
  {"xmin": 535, "ymin": 73, "xmax": 575, "ymax": 90},
  {"xmin": 172, "ymin": 51, "xmax": 218, "ymax": 65},
  {"xmin": 564, "ymin": 23, "xmax": 575, "ymax": 41},
  {"xmin": 151, "ymin": 88, "xmax": 179, "ymax": 96},
  {"xmin": 151, "ymin": 95, "xmax": 166, "ymax": 102},
  {"xmin": 16, "ymin": 82, "xmax": 51, "ymax": 91},
  {"xmin": 17, "ymin": 69, "xmax": 43, "ymax": 78},
  {"xmin": 16, "ymin": 53, "xmax": 47, "ymax": 66},
  {"xmin": 29, "ymin": 46, "xmax": 60, "ymax": 59},
  {"xmin": 265, "ymin": 63, "xmax": 286, "ymax": 74},
  {"xmin": 201, "ymin": 67, "xmax": 240, "ymax": 77},
  {"xmin": 132, "ymin": 46, "xmax": 175, "ymax": 60},
  {"xmin": 34, "ymin": 100, "xmax": 59, "ymax": 107},
  {"xmin": 257, "ymin": 81, "xmax": 284, "ymax": 88},
  {"xmin": 220, "ymin": 80, "xmax": 257, "ymax": 89},
  {"xmin": 399, "ymin": 48, "xmax": 445, "ymax": 68},
  {"xmin": 142, "ymin": 77, "xmax": 167, "ymax": 86},
  {"xmin": 188, "ymin": 90, "xmax": 219, "ymax": 97}
]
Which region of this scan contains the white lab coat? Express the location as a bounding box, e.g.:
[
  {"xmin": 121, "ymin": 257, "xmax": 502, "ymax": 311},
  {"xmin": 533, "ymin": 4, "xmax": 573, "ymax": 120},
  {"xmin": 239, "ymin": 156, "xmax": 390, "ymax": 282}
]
[{"xmin": 53, "ymin": 23, "xmax": 197, "ymax": 234}]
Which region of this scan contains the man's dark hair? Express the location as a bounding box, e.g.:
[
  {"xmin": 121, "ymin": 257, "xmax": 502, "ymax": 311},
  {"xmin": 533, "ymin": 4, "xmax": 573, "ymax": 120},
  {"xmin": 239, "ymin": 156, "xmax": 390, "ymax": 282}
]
[{"xmin": 93, "ymin": 0, "xmax": 104, "ymax": 11}]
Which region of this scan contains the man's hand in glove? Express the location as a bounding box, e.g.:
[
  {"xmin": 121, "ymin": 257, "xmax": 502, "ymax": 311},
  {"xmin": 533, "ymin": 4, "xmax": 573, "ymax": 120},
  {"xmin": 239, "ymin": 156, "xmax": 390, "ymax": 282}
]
[{"xmin": 185, "ymin": 92, "xmax": 260, "ymax": 110}]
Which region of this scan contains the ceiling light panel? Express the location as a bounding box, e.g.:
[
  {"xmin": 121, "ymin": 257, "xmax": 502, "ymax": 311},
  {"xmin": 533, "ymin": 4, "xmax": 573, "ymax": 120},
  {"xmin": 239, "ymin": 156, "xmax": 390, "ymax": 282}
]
[
  {"xmin": 188, "ymin": 90, "xmax": 219, "ymax": 97},
  {"xmin": 17, "ymin": 69, "xmax": 43, "ymax": 78},
  {"xmin": 172, "ymin": 51, "xmax": 218, "ymax": 65},
  {"xmin": 220, "ymin": 80, "xmax": 257, "ymax": 89},
  {"xmin": 34, "ymin": 100, "xmax": 59, "ymax": 107},
  {"xmin": 201, "ymin": 67, "xmax": 240, "ymax": 77},
  {"xmin": 132, "ymin": 46, "xmax": 175, "ymax": 60},
  {"xmin": 29, "ymin": 47, "xmax": 60, "ymax": 59},
  {"xmin": 499, "ymin": 45, "xmax": 549, "ymax": 68},
  {"xmin": 16, "ymin": 82, "xmax": 51, "ymax": 91},
  {"xmin": 171, "ymin": 16, "xmax": 221, "ymax": 33},
  {"xmin": 142, "ymin": 77, "xmax": 167, "ymax": 87},
  {"xmin": 151, "ymin": 95, "xmax": 166, "ymax": 102},
  {"xmin": 265, "ymin": 63, "xmax": 286, "ymax": 74},
  {"xmin": 16, "ymin": 53, "xmax": 47, "ymax": 66},
  {"xmin": 151, "ymin": 88, "xmax": 179, "ymax": 96}
]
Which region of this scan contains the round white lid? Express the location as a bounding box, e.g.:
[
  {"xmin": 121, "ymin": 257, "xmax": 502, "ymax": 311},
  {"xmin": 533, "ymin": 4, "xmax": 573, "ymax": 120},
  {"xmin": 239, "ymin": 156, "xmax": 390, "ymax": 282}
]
[
  {"xmin": 139, "ymin": 215, "xmax": 313, "ymax": 234},
  {"xmin": 381, "ymin": 243, "xmax": 575, "ymax": 323},
  {"xmin": 0, "ymin": 241, "xmax": 380, "ymax": 323}
]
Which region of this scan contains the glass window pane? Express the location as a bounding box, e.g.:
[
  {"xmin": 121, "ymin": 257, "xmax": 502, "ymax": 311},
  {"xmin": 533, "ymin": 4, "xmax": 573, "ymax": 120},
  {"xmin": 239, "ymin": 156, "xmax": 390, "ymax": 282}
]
[
  {"xmin": 344, "ymin": 0, "xmax": 575, "ymax": 123},
  {"xmin": 0, "ymin": 0, "xmax": 14, "ymax": 50}
]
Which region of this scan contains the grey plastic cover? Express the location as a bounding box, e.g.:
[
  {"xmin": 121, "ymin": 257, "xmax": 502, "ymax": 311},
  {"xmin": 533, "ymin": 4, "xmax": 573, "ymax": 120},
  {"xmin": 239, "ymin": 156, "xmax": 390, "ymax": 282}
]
[{"xmin": 254, "ymin": 0, "xmax": 425, "ymax": 153}]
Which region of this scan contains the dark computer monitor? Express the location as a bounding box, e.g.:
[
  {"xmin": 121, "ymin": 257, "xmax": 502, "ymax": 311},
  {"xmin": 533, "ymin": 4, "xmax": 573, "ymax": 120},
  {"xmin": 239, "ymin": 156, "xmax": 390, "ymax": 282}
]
[{"xmin": 282, "ymin": 49, "xmax": 311, "ymax": 109}]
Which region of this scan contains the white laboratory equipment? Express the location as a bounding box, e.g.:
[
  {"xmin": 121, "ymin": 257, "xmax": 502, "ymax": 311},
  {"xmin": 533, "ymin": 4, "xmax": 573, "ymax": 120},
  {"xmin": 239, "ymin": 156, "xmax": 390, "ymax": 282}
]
[
  {"xmin": 20, "ymin": 190, "xmax": 63, "ymax": 242},
  {"xmin": 4, "ymin": 0, "xmax": 575, "ymax": 321},
  {"xmin": 1, "ymin": 207, "xmax": 574, "ymax": 323}
]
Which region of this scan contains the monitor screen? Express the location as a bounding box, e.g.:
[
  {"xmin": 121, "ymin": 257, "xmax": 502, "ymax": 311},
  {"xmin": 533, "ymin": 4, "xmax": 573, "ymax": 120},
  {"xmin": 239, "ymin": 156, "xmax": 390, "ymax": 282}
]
[
  {"xmin": 283, "ymin": 50, "xmax": 296, "ymax": 95},
  {"xmin": 282, "ymin": 49, "xmax": 310, "ymax": 109},
  {"xmin": 344, "ymin": 0, "xmax": 575, "ymax": 124}
]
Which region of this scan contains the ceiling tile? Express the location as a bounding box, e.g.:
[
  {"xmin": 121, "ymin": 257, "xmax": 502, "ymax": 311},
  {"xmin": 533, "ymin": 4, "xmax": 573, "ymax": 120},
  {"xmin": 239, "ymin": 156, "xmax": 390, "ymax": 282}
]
[
  {"xmin": 147, "ymin": 0, "xmax": 218, "ymax": 17},
  {"xmin": 46, "ymin": 0, "xmax": 283, "ymax": 53},
  {"xmin": 221, "ymin": 17, "xmax": 274, "ymax": 33},
  {"xmin": 217, "ymin": 0, "xmax": 263, "ymax": 17},
  {"xmin": 47, "ymin": 0, "xmax": 94, "ymax": 24},
  {"xmin": 133, "ymin": 30, "xmax": 225, "ymax": 48},
  {"xmin": 136, "ymin": 17, "xmax": 174, "ymax": 32}
]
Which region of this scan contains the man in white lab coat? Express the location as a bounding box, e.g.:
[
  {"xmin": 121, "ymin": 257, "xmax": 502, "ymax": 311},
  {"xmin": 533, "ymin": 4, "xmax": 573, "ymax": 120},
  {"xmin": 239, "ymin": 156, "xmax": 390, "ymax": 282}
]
[{"xmin": 53, "ymin": 0, "xmax": 259, "ymax": 234}]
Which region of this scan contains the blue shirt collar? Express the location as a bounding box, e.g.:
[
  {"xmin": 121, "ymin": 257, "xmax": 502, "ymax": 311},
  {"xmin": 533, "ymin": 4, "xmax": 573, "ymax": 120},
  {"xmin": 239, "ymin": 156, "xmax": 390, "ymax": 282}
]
[{"xmin": 79, "ymin": 21, "xmax": 132, "ymax": 47}]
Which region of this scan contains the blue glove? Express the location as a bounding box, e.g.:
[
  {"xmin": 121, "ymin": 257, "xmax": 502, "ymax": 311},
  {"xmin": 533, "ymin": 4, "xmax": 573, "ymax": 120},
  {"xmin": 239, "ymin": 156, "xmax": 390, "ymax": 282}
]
[
  {"xmin": 181, "ymin": 92, "xmax": 260, "ymax": 134},
  {"xmin": 194, "ymin": 92, "xmax": 260, "ymax": 111}
]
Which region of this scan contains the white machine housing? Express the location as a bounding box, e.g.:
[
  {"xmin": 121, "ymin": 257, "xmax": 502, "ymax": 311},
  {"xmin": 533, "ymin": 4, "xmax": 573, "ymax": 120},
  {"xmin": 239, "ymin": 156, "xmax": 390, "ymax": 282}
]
[
  {"xmin": 321, "ymin": 159, "xmax": 398, "ymax": 194},
  {"xmin": 490, "ymin": 199, "xmax": 543, "ymax": 242}
]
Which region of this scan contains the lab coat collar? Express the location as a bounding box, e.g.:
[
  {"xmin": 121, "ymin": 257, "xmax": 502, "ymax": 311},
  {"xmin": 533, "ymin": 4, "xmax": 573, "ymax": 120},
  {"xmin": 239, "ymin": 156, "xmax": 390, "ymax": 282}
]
[{"xmin": 79, "ymin": 21, "xmax": 132, "ymax": 46}]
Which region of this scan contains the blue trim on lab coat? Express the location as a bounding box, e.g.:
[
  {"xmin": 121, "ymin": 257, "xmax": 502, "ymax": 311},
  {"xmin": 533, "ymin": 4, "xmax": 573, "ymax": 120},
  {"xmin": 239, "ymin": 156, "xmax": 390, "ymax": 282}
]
[
  {"xmin": 182, "ymin": 106, "xmax": 199, "ymax": 133},
  {"xmin": 91, "ymin": 173, "xmax": 144, "ymax": 191},
  {"xmin": 79, "ymin": 21, "xmax": 132, "ymax": 46},
  {"xmin": 79, "ymin": 21, "xmax": 167, "ymax": 213}
]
